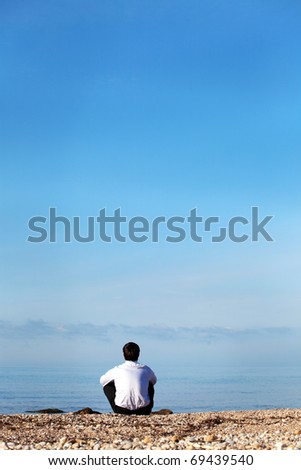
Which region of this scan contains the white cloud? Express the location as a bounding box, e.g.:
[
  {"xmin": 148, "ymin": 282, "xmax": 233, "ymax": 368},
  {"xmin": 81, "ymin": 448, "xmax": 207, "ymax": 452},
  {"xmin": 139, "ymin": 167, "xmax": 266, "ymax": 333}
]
[
  {"xmin": 1, "ymin": 320, "xmax": 300, "ymax": 368},
  {"xmin": 0, "ymin": 319, "xmax": 297, "ymax": 342}
]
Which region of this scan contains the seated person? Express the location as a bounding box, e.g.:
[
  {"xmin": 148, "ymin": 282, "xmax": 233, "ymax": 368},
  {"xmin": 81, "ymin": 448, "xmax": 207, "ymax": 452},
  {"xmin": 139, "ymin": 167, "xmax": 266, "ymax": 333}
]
[{"xmin": 100, "ymin": 342, "xmax": 157, "ymax": 415}]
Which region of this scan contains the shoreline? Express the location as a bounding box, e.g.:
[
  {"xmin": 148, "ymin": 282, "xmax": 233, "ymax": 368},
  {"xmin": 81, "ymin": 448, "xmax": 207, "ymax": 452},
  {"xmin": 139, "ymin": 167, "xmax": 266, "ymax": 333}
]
[{"xmin": 1, "ymin": 408, "xmax": 301, "ymax": 450}]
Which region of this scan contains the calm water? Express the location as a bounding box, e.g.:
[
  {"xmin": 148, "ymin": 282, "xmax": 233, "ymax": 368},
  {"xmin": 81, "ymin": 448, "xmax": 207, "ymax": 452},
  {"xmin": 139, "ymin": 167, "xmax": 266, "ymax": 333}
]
[{"xmin": 1, "ymin": 365, "xmax": 301, "ymax": 414}]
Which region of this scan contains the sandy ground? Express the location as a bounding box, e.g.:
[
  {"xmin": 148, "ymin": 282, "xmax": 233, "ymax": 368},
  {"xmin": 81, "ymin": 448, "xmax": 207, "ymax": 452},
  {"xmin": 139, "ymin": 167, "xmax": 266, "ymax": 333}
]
[{"xmin": 1, "ymin": 408, "xmax": 301, "ymax": 450}]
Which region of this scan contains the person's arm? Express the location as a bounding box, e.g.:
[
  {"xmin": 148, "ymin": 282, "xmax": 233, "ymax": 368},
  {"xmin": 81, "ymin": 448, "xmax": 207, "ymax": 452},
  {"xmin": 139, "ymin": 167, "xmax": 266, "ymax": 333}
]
[
  {"xmin": 100, "ymin": 367, "xmax": 116, "ymax": 387},
  {"xmin": 149, "ymin": 368, "xmax": 157, "ymax": 385}
]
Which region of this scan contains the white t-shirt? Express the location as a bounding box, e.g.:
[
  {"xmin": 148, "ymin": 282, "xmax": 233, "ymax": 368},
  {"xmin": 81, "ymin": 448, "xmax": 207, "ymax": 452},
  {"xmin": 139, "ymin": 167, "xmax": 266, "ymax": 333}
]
[{"xmin": 100, "ymin": 361, "xmax": 157, "ymax": 410}]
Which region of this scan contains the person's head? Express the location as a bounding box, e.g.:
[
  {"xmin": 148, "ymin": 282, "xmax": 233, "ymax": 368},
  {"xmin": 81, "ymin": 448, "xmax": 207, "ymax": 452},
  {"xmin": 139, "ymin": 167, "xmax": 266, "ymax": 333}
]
[{"xmin": 123, "ymin": 342, "xmax": 140, "ymax": 361}]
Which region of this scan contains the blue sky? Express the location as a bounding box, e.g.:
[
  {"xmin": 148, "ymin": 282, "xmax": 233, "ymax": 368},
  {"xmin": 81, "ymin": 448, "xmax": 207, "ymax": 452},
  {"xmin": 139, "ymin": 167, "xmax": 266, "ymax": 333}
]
[{"xmin": 1, "ymin": 0, "xmax": 301, "ymax": 369}]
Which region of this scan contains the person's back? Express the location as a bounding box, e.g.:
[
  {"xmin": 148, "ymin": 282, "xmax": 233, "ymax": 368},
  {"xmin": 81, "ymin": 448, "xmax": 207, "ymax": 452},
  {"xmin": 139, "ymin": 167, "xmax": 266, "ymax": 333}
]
[{"xmin": 100, "ymin": 342, "xmax": 157, "ymax": 415}]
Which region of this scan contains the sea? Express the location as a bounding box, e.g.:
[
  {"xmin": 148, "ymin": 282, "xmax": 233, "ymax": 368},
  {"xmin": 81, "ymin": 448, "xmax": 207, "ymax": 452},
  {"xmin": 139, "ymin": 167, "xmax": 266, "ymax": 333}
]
[{"xmin": 1, "ymin": 365, "xmax": 301, "ymax": 414}]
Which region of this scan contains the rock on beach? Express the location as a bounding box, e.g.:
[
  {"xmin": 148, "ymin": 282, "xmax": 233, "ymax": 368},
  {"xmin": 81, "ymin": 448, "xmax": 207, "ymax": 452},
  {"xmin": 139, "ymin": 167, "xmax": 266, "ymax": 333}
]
[{"xmin": 1, "ymin": 408, "xmax": 301, "ymax": 450}]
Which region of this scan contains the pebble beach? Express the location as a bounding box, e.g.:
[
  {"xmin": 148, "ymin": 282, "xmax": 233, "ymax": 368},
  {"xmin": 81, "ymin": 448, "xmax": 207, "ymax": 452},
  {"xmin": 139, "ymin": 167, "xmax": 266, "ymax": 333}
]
[{"xmin": 1, "ymin": 408, "xmax": 301, "ymax": 450}]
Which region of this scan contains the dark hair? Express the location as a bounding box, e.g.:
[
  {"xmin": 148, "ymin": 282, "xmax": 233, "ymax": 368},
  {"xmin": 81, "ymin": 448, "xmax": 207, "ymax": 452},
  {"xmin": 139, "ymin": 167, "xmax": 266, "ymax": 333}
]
[{"xmin": 123, "ymin": 342, "xmax": 140, "ymax": 361}]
